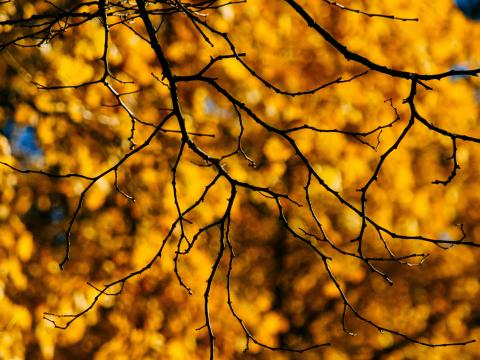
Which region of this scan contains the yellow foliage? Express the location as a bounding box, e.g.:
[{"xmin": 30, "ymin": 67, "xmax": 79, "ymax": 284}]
[
  {"xmin": 315, "ymin": 165, "xmax": 343, "ymax": 192},
  {"xmin": 222, "ymin": 59, "xmax": 250, "ymax": 81},
  {"xmin": 56, "ymin": 55, "xmax": 94, "ymax": 85},
  {"xmin": 35, "ymin": 322, "xmax": 57, "ymax": 360},
  {"xmin": 85, "ymin": 178, "xmax": 111, "ymax": 211},
  {"xmin": 16, "ymin": 233, "xmax": 33, "ymax": 262},
  {"xmin": 0, "ymin": 136, "xmax": 11, "ymax": 158},
  {"xmin": 14, "ymin": 103, "xmax": 36, "ymax": 125},
  {"xmin": 2, "ymin": 0, "xmax": 480, "ymax": 359},
  {"xmin": 263, "ymin": 137, "xmax": 291, "ymax": 162}
]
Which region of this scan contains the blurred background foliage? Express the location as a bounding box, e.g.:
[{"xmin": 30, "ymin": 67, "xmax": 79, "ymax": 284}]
[{"xmin": 1, "ymin": 0, "xmax": 480, "ymax": 359}]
